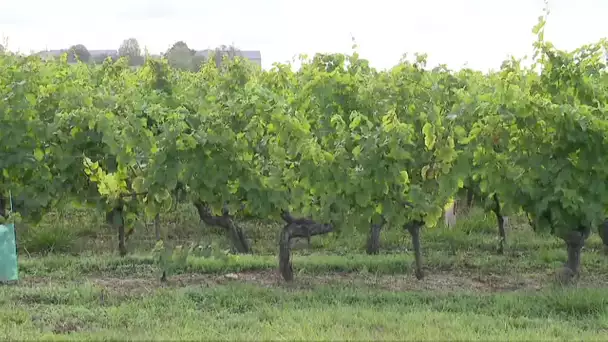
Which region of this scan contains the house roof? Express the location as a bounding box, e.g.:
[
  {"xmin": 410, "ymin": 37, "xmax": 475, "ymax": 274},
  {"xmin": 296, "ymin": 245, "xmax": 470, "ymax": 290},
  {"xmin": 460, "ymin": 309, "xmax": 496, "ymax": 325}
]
[{"xmin": 88, "ymin": 50, "xmax": 119, "ymax": 56}]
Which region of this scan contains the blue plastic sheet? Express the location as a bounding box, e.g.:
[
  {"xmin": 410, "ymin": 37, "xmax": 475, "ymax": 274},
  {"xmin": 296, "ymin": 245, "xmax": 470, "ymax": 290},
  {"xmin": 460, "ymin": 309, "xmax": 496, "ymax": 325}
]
[{"xmin": 0, "ymin": 223, "xmax": 18, "ymax": 282}]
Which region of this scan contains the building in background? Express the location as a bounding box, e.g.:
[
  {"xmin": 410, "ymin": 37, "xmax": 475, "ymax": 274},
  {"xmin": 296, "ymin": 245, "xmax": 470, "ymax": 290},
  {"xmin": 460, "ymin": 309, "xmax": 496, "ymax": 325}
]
[{"xmin": 194, "ymin": 49, "xmax": 261, "ymax": 66}]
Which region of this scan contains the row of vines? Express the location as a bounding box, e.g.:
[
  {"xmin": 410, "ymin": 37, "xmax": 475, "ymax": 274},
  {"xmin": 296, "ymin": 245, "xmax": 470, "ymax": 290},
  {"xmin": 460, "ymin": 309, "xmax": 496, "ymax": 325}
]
[{"xmin": 1, "ymin": 15, "xmax": 608, "ymax": 282}]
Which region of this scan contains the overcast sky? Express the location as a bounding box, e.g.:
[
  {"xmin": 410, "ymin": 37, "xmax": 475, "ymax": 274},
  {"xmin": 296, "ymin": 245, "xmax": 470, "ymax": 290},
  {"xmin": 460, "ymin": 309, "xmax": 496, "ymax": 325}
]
[{"xmin": 0, "ymin": 0, "xmax": 606, "ymax": 71}]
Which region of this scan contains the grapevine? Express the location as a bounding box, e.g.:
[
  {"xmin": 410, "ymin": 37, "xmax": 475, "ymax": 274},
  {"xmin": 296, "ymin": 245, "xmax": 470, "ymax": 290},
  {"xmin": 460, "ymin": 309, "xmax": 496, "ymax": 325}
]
[{"xmin": 0, "ymin": 13, "xmax": 606, "ymax": 284}]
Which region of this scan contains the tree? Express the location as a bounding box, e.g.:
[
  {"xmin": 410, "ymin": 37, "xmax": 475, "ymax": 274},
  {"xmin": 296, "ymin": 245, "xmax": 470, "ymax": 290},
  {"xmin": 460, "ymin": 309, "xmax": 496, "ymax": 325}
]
[
  {"xmin": 0, "ymin": 44, "xmax": 4, "ymax": 53},
  {"xmin": 165, "ymin": 41, "xmax": 194, "ymax": 71},
  {"xmin": 118, "ymin": 38, "xmax": 143, "ymax": 66},
  {"xmin": 67, "ymin": 44, "xmax": 91, "ymax": 63},
  {"xmin": 165, "ymin": 41, "xmax": 189, "ymax": 55},
  {"xmin": 213, "ymin": 44, "xmax": 242, "ymax": 68}
]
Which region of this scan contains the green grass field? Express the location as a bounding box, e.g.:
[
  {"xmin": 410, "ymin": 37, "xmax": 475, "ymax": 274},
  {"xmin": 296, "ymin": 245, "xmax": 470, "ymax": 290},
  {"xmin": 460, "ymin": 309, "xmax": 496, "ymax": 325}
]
[{"xmin": 2, "ymin": 205, "xmax": 608, "ymax": 340}]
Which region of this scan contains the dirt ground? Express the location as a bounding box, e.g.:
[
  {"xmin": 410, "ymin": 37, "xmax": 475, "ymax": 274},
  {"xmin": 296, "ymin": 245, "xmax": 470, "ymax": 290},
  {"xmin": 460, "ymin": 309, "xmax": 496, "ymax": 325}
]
[{"xmin": 12, "ymin": 268, "xmax": 608, "ymax": 296}]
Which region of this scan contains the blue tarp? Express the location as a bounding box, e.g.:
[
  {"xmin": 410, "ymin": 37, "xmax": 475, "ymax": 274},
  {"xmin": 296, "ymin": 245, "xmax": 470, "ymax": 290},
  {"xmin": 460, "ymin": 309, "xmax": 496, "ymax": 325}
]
[{"xmin": 0, "ymin": 223, "xmax": 18, "ymax": 282}]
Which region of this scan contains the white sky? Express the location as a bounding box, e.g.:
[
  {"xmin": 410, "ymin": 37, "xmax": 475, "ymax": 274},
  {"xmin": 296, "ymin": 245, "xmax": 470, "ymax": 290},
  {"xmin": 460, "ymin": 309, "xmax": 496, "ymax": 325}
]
[{"xmin": 0, "ymin": 0, "xmax": 606, "ymax": 71}]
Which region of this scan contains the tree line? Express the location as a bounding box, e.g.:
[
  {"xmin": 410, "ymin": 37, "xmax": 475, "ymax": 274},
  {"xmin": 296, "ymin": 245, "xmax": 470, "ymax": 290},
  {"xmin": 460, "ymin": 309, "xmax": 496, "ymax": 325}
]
[{"xmin": 63, "ymin": 39, "xmax": 246, "ymax": 71}]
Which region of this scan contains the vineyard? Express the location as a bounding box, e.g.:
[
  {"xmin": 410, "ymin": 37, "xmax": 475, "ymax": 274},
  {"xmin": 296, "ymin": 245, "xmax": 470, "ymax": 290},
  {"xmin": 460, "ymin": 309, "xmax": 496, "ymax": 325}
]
[{"xmin": 2, "ymin": 14, "xmax": 608, "ymax": 340}]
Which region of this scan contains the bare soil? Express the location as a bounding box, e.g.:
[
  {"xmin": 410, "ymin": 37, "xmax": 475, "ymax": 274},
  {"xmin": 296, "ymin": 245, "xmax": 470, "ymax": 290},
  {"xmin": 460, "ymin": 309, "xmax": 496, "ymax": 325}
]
[{"xmin": 14, "ymin": 268, "xmax": 608, "ymax": 296}]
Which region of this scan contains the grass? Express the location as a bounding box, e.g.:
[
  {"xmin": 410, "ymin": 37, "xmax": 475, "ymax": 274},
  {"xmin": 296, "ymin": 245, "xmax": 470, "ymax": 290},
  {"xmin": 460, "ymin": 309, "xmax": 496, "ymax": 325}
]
[{"xmin": 2, "ymin": 204, "xmax": 608, "ymax": 340}]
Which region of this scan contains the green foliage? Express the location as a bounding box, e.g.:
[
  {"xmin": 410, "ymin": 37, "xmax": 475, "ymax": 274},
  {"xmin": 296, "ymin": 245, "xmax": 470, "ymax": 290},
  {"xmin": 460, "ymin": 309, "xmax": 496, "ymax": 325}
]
[
  {"xmin": 0, "ymin": 11, "xmax": 607, "ymax": 278},
  {"xmin": 459, "ymin": 13, "xmax": 608, "ymax": 238},
  {"xmin": 152, "ymin": 238, "xmax": 238, "ymax": 280},
  {"xmin": 18, "ymin": 224, "xmax": 77, "ymax": 254},
  {"xmin": 152, "ymin": 239, "xmax": 190, "ymax": 280}
]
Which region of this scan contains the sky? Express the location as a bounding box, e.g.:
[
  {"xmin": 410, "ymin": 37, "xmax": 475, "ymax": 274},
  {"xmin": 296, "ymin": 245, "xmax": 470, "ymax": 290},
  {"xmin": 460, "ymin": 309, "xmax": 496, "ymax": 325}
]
[{"xmin": 0, "ymin": 0, "xmax": 606, "ymax": 71}]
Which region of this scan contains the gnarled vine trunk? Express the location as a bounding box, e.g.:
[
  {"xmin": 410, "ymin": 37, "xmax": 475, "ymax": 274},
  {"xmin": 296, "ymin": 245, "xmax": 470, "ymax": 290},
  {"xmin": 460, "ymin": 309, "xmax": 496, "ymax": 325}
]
[
  {"xmin": 405, "ymin": 221, "xmax": 424, "ymax": 280},
  {"xmin": 0, "ymin": 195, "xmax": 6, "ymax": 218},
  {"xmin": 558, "ymin": 227, "xmax": 590, "ymax": 281},
  {"xmin": 366, "ymin": 222, "xmax": 383, "ymax": 255},
  {"xmin": 154, "ymin": 214, "xmax": 161, "ymax": 241},
  {"xmin": 598, "ymin": 219, "xmax": 608, "ymax": 254},
  {"xmin": 466, "ymin": 187, "xmax": 475, "ymax": 208},
  {"xmin": 106, "ymin": 205, "xmax": 127, "ymax": 257},
  {"xmin": 278, "ymin": 212, "xmax": 333, "ymax": 282},
  {"xmin": 492, "ymin": 194, "xmax": 506, "ymax": 254},
  {"xmin": 194, "ymin": 201, "xmax": 250, "ymax": 254}
]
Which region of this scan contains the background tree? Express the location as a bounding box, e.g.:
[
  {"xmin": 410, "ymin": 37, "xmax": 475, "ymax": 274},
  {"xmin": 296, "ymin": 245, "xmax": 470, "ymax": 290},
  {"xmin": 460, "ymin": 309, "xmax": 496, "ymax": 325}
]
[
  {"xmin": 165, "ymin": 41, "xmax": 194, "ymax": 71},
  {"xmin": 213, "ymin": 44, "xmax": 242, "ymax": 68},
  {"xmin": 0, "ymin": 35, "xmax": 8, "ymax": 54},
  {"xmin": 118, "ymin": 38, "xmax": 144, "ymax": 66},
  {"xmin": 67, "ymin": 44, "xmax": 91, "ymax": 63}
]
